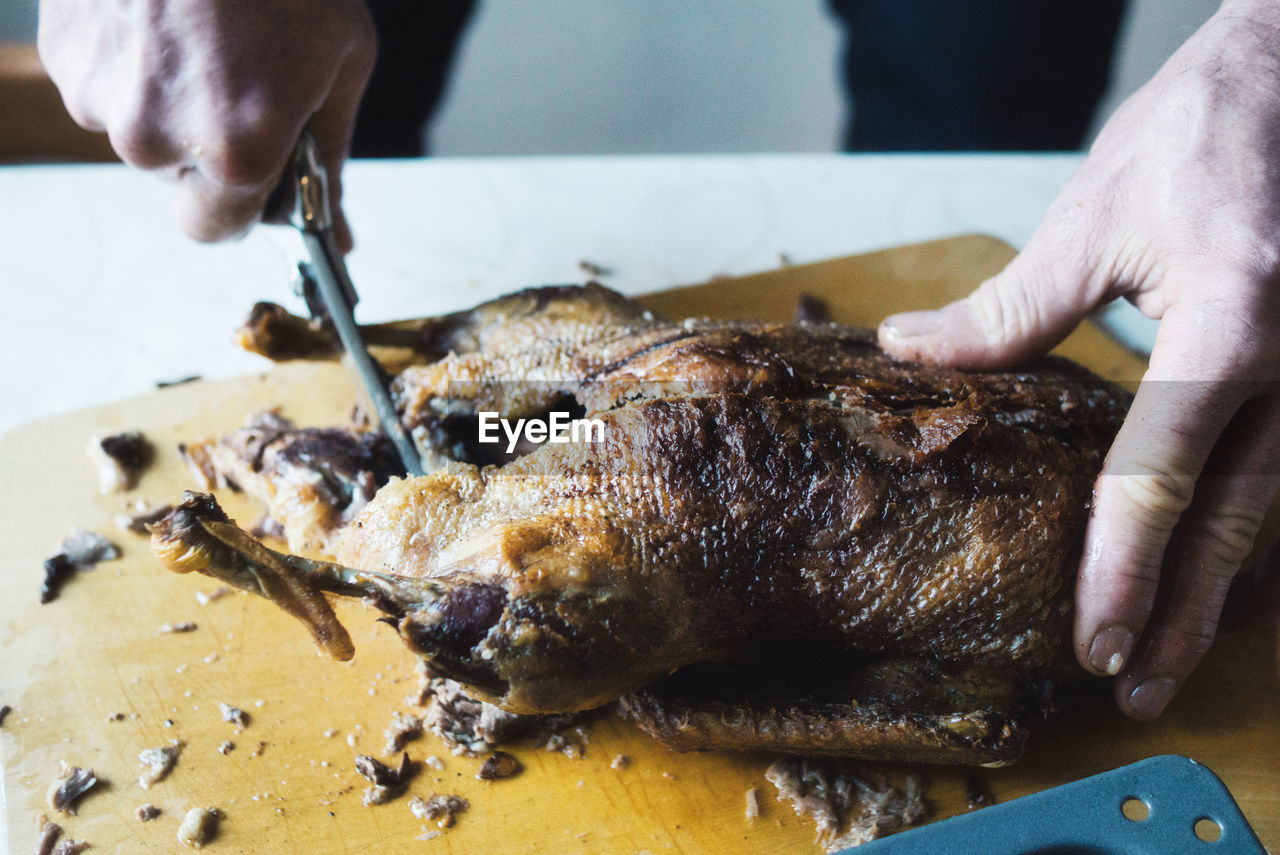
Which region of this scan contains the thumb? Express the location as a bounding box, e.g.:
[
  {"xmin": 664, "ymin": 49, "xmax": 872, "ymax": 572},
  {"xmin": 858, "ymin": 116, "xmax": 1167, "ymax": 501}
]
[{"xmin": 878, "ymin": 246, "xmax": 1100, "ymax": 370}]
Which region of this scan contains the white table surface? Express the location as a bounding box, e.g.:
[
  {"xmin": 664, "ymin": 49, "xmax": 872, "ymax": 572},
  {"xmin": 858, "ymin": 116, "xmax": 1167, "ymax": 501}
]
[{"xmin": 0, "ymin": 153, "xmax": 1156, "ymax": 437}]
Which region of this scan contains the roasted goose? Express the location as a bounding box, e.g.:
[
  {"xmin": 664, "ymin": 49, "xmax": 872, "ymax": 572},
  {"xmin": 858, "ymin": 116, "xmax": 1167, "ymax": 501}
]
[{"xmin": 153, "ymin": 285, "xmax": 1129, "ymax": 765}]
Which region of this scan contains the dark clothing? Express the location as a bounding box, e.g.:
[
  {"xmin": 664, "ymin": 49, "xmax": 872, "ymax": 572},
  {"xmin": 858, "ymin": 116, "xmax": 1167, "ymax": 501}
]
[
  {"xmin": 352, "ymin": 0, "xmax": 476, "ymax": 157},
  {"xmin": 352, "ymin": 1, "xmax": 1126, "ymax": 156},
  {"xmin": 828, "ymin": 0, "xmax": 1127, "ymax": 151}
]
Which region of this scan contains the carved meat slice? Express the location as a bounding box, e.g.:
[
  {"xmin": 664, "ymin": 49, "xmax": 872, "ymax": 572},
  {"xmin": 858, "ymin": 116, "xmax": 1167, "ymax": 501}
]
[
  {"xmin": 180, "ymin": 411, "xmax": 402, "ymax": 555},
  {"xmin": 154, "ymin": 285, "xmax": 1129, "ymax": 765}
]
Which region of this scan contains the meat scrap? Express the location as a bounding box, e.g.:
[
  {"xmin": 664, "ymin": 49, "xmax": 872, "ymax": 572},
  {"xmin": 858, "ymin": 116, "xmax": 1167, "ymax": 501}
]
[
  {"xmin": 41, "ymin": 528, "xmax": 120, "ymax": 604},
  {"xmin": 194, "ymin": 586, "xmax": 231, "ymax": 606},
  {"xmin": 535, "ymin": 719, "xmax": 591, "ymax": 759},
  {"xmin": 35, "ymin": 815, "xmax": 62, "ymax": 855},
  {"xmin": 416, "ymin": 673, "xmax": 529, "ymax": 757},
  {"xmin": 87, "ymin": 430, "xmax": 154, "ymax": 494},
  {"xmin": 356, "ymin": 752, "xmax": 413, "ymax": 805},
  {"xmin": 156, "ymin": 622, "xmax": 197, "ymax": 635},
  {"xmin": 136, "ymin": 803, "xmax": 161, "ymax": 821},
  {"xmin": 409, "ymin": 793, "xmax": 468, "ymax": 828},
  {"xmin": 745, "ymin": 787, "xmax": 760, "ymax": 823},
  {"xmin": 219, "ymin": 702, "xmax": 249, "ymax": 729},
  {"xmin": 176, "ymin": 807, "xmax": 219, "ymax": 848},
  {"xmin": 476, "ymin": 751, "xmax": 521, "ymax": 781},
  {"xmin": 51, "ymin": 839, "xmax": 89, "ymax": 855},
  {"xmin": 765, "ymin": 757, "xmax": 926, "ymax": 851},
  {"xmin": 46, "ymin": 763, "xmax": 100, "ymax": 816},
  {"xmin": 138, "ymin": 741, "xmax": 183, "ymax": 789},
  {"xmin": 383, "ymin": 710, "xmax": 423, "ymax": 754}
]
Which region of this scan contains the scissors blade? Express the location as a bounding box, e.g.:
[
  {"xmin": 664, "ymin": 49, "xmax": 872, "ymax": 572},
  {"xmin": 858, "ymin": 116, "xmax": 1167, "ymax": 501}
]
[{"xmin": 286, "ymin": 132, "xmax": 426, "ymax": 478}]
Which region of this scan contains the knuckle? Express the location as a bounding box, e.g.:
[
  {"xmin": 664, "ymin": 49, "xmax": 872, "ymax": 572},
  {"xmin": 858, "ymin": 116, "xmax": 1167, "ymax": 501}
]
[
  {"xmin": 200, "ymin": 130, "xmax": 282, "ymax": 188},
  {"xmin": 1193, "ymin": 506, "xmax": 1265, "ymax": 571},
  {"xmin": 1110, "ymin": 463, "xmax": 1198, "ymax": 535},
  {"xmin": 965, "ymin": 280, "xmax": 1036, "ymax": 350},
  {"xmin": 108, "ymin": 121, "xmax": 176, "ymax": 170}
]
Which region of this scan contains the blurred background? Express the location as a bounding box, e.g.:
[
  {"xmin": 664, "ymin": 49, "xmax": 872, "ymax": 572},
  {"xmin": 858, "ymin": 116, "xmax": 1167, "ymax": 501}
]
[{"xmin": 0, "ymin": 0, "xmax": 1217, "ymax": 160}]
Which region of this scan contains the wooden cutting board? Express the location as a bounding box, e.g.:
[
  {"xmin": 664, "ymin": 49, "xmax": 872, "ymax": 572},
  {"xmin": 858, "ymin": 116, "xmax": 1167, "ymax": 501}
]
[{"xmin": 2, "ymin": 235, "xmax": 1277, "ymax": 854}]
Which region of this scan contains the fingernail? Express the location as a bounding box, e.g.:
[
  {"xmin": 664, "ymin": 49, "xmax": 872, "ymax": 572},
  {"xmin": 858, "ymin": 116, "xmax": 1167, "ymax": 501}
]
[
  {"xmin": 1088, "ymin": 625, "xmax": 1134, "ymax": 675},
  {"xmin": 882, "ymin": 310, "xmax": 943, "ymax": 340},
  {"xmin": 1128, "ymin": 677, "xmax": 1178, "ymax": 720}
]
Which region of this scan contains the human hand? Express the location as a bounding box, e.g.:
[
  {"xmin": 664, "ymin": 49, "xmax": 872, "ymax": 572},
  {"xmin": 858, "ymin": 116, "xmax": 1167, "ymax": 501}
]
[
  {"xmin": 38, "ymin": 0, "xmax": 377, "ymax": 251},
  {"xmin": 877, "ymin": 0, "xmax": 1280, "ymax": 720}
]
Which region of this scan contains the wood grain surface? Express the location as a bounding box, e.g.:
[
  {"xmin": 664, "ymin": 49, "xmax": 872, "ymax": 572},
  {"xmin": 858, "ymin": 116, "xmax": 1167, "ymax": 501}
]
[{"xmin": 2, "ymin": 235, "xmax": 1276, "ymax": 854}]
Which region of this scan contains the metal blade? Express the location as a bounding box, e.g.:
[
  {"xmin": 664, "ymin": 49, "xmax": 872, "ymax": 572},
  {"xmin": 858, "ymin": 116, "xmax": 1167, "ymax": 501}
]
[
  {"xmin": 280, "ymin": 129, "xmax": 426, "ymax": 478},
  {"xmin": 296, "ymin": 246, "xmax": 426, "ymax": 478}
]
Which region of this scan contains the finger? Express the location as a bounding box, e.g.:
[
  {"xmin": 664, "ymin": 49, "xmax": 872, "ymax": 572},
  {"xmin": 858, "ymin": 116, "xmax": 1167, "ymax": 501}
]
[
  {"xmin": 878, "ymin": 227, "xmax": 1107, "ymax": 369},
  {"xmin": 1111, "ymin": 394, "xmax": 1280, "ymax": 720},
  {"xmin": 171, "ymin": 106, "xmax": 301, "ymax": 242},
  {"xmin": 173, "ymin": 170, "xmax": 278, "ymax": 243},
  {"xmin": 304, "ymin": 12, "xmax": 377, "ymax": 255},
  {"xmin": 1073, "ymin": 306, "xmax": 1252, "ymax": 683}
]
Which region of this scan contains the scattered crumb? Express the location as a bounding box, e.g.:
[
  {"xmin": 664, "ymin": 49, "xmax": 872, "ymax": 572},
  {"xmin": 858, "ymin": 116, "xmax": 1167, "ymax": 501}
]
[
  {"xmin": 661, "ymin": 772, "xmax": 677, "ymax": 781},
  {"xmin": 217, "ymin": 741, "xmax": 234, "ymax": 755},
  {"xmin": 156, "ymin": 374, "xmax": 202, "ymax": 389},
  {"xmin": 476, "ymin": 751, "xmax": 521, "ymax": 781},
  {"xmin": 578, "ymin": 259, "xmax": 612, "ymax": 277},
  {"xmin": 157, "ymin": 621, "xmax": 198, "ymax": 635},
  {"xmin": 136, "ymin": 804, "xmax": 160, "ymax": 822},
  {"xmin": 323, "ymin": 728, "xmax": 339, "ymax": 739},
  {"xmin": 219, "ymin": 702, "xmax": 248, "ymax": 730},
  {"xmin": 87, "ymin": 430, "xmax": 154, "ymax": 494},
  {"xmin": 163, "ymin": 719, "xmax": 174, "ymax": 728},
  {"xmin": 105, "ymin": 712, "xmax": 125, "ymax": 723},
  {"xmin": 253, "ymin": 700, "xmax": 265, "ymax": 708},
  {"xmin": 424, "ymin": 755, "xmax": 445, "ymax": 771},
  {"xmin": 250, "ymin": 742, "xmax": 266, "ymax": 758},
  {"xmin": 537, "ymin": 719, "xmax": 591, "ymax": 759},
  {"xmin": 794, "ymin": 292, "xmax": 831, "ymax": 323},
  {"xmin": 51, "ymin": 838, "xmax": 90, "ymax": 855},
  {"xmin": 765, "ymin": 757, "xmax": 927, "ymax": 851},
  {"xmin": 41, "ymin": 528, "xmax": 120, "ymax": 603},
  {"xmin": 40, "ymin": 556, "xmax": 76, "ymax": 605},
  {"xmin": 416, "ymin": 830, "xmax": 442, "ymax": 842},
  {"xmin": 35, "ymin": 814, "xmax": 62, "ymax": 854},
  {"xmin": 46, "ymin": 762, "xmax": 100, "ymax": 815},
  {"xmin": 194, "ymin": 586, "xmax": 232, "ymax": 606},
  {"xmin": 384, "ymin": 711, "xmax": 423, "ymax": 754},
  {"xmin": 409, "ymin": 793, "xmax": 468, "ymax": 828},
  {"xmin": 0, "ymin": 704, "xmax": 10, "ymax": 728},
  {"xmin": 202, "ymin": 653, "xmax": 219, "ymax": 664},
  {"xmin": 610, "ymin": 754, "xmax": 629, "ymax": 770},
  {"xmin": 114, "ymin": 500, "xmax": 173, "ymax": 534},
  {"xmin": 176, "ymin": 806, "xmax": 219, "ymax": 848},
  {"xmin": 356, "ymin": 752, "xmax": 412, "ymax": 805},
  {"xmin": 745, "ymin": 787, "xmax": 760, "ymax": 823},
  {"xmin": 138, "ymin": 741, "xmax": 183, "ymax": 789},
  {"xmin": 415, "ymin": 670, "xmax": 529, "ymax": 757}
]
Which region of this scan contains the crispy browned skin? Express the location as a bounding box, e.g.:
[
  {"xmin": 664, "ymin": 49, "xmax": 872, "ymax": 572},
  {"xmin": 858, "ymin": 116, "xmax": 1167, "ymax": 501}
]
[
  {"xmin": 157, "ymin": 285, "xmax": 1129, "ymax": 765},
  {"xmin": 620, "ymin": 657, "xmax": 1043, "ymax": 765}
]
